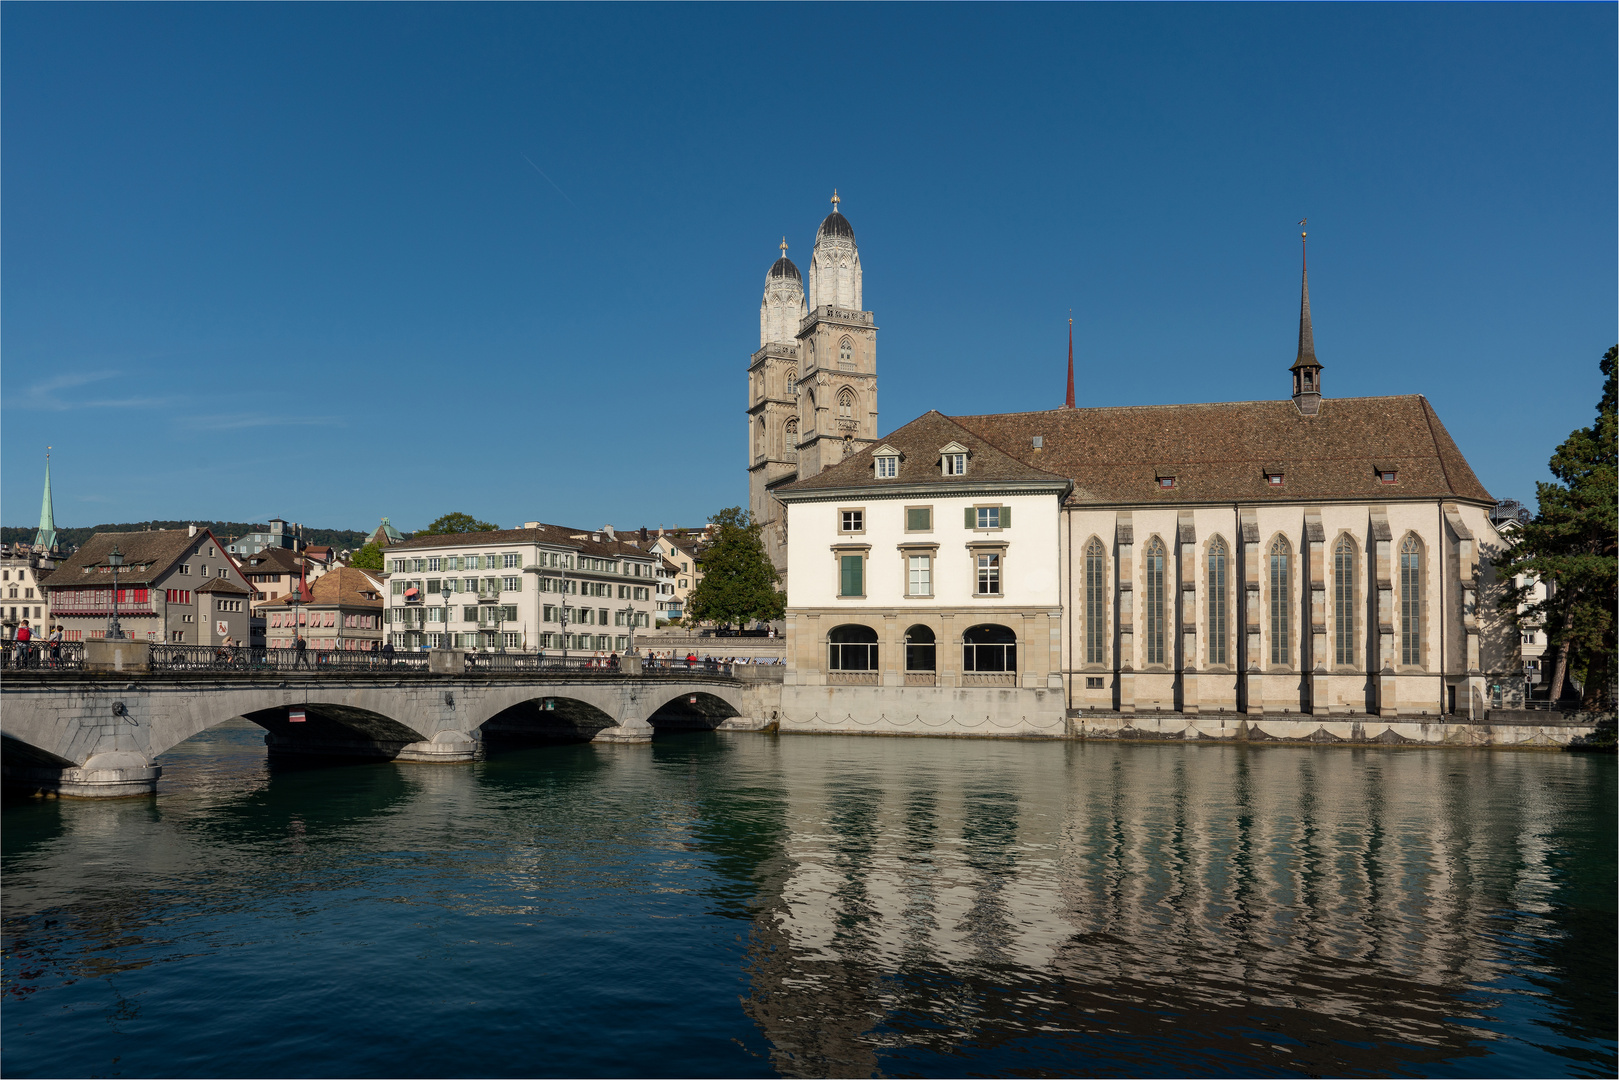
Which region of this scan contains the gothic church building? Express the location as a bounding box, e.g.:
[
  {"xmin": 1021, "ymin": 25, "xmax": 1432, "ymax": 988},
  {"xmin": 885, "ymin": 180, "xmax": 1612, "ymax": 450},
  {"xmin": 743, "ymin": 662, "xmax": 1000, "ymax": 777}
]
[{"xmin": 752, "ymin": 211, "xmax": 1517, "ymax": 735}]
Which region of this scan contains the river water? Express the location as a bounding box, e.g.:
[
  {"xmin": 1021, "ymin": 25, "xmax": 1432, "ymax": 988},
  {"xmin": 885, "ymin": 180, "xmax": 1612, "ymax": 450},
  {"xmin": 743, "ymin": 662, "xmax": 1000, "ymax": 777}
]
[{"xmin": 3, "ymin": 721, "xmax": 1613, "ymax": 1078}]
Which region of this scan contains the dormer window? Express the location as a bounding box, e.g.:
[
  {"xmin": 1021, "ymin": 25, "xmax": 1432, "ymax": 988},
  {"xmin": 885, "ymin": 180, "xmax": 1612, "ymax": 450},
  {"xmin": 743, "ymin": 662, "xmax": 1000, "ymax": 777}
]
[
  {"xmin": 872, "ymin": 444, "xmax": 901, "ymax": 479},
  {"xmin": 1379, "ymin": 469, "xmax": 1398, "ymax": 485},
  {"xmin": 940, "ymin": 442, "xmax": 969, "ymax": 476},
  {"xmin": 1266, "ymin": 473, "xmax": 1284, "ymax": 486},
  {"xmin": 1158, "ymin": 476, "xmax": 1176, "ymax": 489}
]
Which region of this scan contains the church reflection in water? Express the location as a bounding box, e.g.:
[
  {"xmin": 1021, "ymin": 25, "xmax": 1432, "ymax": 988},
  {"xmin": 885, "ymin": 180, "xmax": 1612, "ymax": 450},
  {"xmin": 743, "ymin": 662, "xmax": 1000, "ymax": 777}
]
[{"xmin": 728, "ymin": 740, "xmax": 1610, "ymax": 1077}]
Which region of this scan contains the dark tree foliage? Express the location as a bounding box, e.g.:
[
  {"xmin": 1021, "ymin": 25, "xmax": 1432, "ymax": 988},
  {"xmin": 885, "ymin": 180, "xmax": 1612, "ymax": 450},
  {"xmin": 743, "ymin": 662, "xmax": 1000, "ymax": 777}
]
[
  {"xmin": 1496, "ymin": 346, "xmax": 1617, "ymax": 708},
  {"xmin": 0, "ymin": 521, "xmax": 369, "ymax": 551},
  {"xmin": 684, "ymin": 507, "xmax": 785, "ymax": 629},
  {"xmin": 423, "ymin": 513, "xmax": 498, "ymax": 536}
]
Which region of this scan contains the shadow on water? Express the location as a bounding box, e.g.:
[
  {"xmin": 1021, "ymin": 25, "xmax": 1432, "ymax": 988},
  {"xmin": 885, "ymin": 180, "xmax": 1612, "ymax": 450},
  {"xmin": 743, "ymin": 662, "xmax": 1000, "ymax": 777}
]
[{"xmin": 2, "ymin": 727, "xmax": 1614, "ymax": 1079}]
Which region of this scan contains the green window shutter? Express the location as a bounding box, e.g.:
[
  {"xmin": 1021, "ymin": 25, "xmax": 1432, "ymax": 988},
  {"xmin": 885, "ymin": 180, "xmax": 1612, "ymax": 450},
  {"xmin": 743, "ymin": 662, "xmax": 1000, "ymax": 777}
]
[
  {"xmin": 1000, "ymin": 505, "xmax": 1011, "ymax": 528},
  {"xmin": 965, "ymin": 507, "xmax": 976, "ymax": 529},
  {"xmin": 840, "ymin": 555, "xmax": 863, "ymax": 597},
  {"xmin": 906, "ymin": 507, "xmax": 929, "ymax": 531}
]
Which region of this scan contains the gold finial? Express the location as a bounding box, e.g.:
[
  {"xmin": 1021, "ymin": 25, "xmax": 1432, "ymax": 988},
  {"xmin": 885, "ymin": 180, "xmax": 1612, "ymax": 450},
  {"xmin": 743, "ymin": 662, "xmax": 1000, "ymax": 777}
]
[
  {"xmin": 780, "ymin": 236, "xmax": 788, "ymax": 258},
  {"xmin": 1299, "ymin": 217, "xmax": 1307, "ymax": 240},
  {"xmin": 831, "ymin": 189, "xmax": 840, "ymax": 212}
]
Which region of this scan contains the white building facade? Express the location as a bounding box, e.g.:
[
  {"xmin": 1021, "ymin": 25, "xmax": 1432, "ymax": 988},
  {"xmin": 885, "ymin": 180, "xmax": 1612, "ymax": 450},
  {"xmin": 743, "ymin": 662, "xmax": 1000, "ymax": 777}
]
[{"xmin": 383, "ymin": 525, "xmax": 657, "ymax": 652}]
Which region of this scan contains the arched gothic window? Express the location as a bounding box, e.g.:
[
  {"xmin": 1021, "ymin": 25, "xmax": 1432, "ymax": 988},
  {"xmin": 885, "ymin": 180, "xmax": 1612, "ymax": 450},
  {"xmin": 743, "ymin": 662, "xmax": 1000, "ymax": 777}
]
[
  {"xmin": 838, "ymin": 389, "xmax": 854, "ymax": 420},
  {"xmin": 1145, "ymin": 537, "xmax": 1167, "ymax": 665},
  {"xmin": 1400, "ymin": 535, "xmax": 1423, "ymax": 666},
  {"xmin": 838, "ymin": 338, "xmax": 854, "ymax": 369},
  {"xmin": 1269, "ymin": 536, "xmax": 1291, "ymax": 666},
  {"xmin": 1334, "ymin": 536, "xmax": 1356, "ymax": 666},
  {"xmin": 1207, "ymin": 537, "xmax": 1229, "ymax": 666},
  {"xmin": 784, "ymin": 416, "xmax": 798, "ymax": 436},
  {"xmin": 1084, "ymin": 538, "xmax": 1106, "ymax": 664},
  {"xmin": 785, "ymin": 369, "xmax": 796, "ymax": 395}
]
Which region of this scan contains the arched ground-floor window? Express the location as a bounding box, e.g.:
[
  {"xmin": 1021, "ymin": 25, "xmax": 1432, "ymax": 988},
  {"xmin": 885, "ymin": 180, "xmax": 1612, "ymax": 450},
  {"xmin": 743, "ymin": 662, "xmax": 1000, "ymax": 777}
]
[
  {"xmin": 905, "ymin": 624, "xmax": 936, "ymax": 671},
  {"xmin": 963, "ymin": 623, "xmax": 1017, "ymax": 672},
  {"xmin": 828, "ymin": 624, "xmax": 878, "ymax": 670}
]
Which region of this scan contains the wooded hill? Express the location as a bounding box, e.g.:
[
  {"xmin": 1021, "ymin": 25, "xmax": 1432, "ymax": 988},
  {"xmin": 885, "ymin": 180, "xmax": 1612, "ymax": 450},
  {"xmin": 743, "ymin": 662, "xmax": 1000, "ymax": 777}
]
[{"xmin": 1, "ymin": 521, "xmax": 373, "ymax": 552}]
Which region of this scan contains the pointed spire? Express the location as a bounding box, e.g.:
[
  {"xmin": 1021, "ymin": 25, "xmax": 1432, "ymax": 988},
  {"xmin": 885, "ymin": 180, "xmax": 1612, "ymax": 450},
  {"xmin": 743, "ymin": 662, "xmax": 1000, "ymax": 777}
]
[
  {"xmin": 1064, "ymin": 316, "xmax": 1076, "ymax": 409},
  {"xmin": 780, "ymin": 236, "xmax": 788, "ymax": 259},
  {"xmin": 831, "ymin": 188, "xmax": 840, "ymax": 213},
  {"xmin": 34, "ymin": 447, "xmax": 56, "ymax": 551},
  {"xmin": 1293, "ymin": 225, "xmax": 1317, "ymax": 369}
]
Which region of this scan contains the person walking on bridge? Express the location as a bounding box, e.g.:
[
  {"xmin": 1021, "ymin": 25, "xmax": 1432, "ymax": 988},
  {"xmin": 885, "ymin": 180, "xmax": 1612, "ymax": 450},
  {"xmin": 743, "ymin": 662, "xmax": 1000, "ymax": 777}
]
[{"xmin": 294, "ymin": 634, "xmax": 310, "ymax": 670}]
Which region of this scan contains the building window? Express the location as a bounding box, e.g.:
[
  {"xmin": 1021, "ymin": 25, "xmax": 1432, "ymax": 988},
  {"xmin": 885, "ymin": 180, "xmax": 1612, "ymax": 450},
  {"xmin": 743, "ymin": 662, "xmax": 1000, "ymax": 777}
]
[
  {"xmin": 838, "ymin": 338, "xmax": 854, "ymax": 369},
  {"xmin": 838, "ymin": 389, "xmax": 854, "ymax": 420},
  {"xmin": 975, "ymin": 553, "xmax": 1001, "ymax": 596},
  {"xmin": 840, "ymin": 509, "xmax": 864, "ymax": 533},
  {"xmin": 828, "ymin": 624, "xmax": 877, "ymax": 670},
  {"xmin": 1085, "ymin": 538, "xmax": 1107, "ymax": 664},
  {"xmin": 785, "ymin": 416, "xmax": 798, "ymax": 437},
  {"xmin": 1085, "ymin": 676, "xmax": 1105, "ymax": 689},
  {"xmin": 876, "ymin": 454, "xmax": 898, "ymax": 478},
  {"xmin": 963, "ymin": 623, "xmax": 1016, "ymax": 672},
  {"xmin": 1379, "ymin": 470, "xmax": 1398, "ymax": 484},
  {"xmin": 906, "ymin": 507, "xmax": 932, "ymax": 532},
  {"xmin": 1145, "ymin": 537, "xmax": 1166, "ymax": 666},
  {"xmin": 502, "ymin": 576, "xmax": 520, "ymax": 592},
  {"xmin": 1334, "ymin": 536, "xmax": 1356, "ymax": 666},
  {"xmin": 1207, "ymin": 536, "xmax": 1229, "ymax": 666},
  {"xmin": 904, "ymin": 624, "xmax": 936, "ymax": 671},
  {"xmin": 1158, "ymin": 476, "xmax": 1176, "ymax": 489},
  {"xmin": 971, "ymin": 506, "xmax": 1007, "ymax": 529},
  {"xmin": 839, "ymin": 555, "xmax": 864, "ymax": 598},
  {"xmin": 1400, "ymin": 535, "xmax": 1423, "ymax": 666},
  {"xmin": 786, "ymin": 369, "xmax": 796, "ymax": 395},
  {"xmin": 943, "ymin": 453, "xmax": 967, "ymax": 476},
  {"xmin": 1266, "ymin": 473, "xmax": 1284, "ymax": 486},
  {"xmin": 907, "ymin": 554, "xmax": 932, "ymax": 597},
  {"xmin": 1269, "ymin": 537, "xmax": 1291, "ymax": 666}
]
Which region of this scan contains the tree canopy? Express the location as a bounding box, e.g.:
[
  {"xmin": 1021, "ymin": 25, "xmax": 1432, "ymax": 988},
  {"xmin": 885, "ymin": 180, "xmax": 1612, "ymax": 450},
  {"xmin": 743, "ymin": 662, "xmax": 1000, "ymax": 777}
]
[
  {"xmin": 684, "ymin": 507, "xmax": 785, "ymax": 629},
  {"xmin": 424, "ymin": 513, "xmax": 498, "ymax": 536},
  {"xmin": 1495, "ymin": 345, "xmax": 1617, "ymax": 708},
  {"xmin": 348, "ymin": 541, "xmax": 385, "ymax": 570}
]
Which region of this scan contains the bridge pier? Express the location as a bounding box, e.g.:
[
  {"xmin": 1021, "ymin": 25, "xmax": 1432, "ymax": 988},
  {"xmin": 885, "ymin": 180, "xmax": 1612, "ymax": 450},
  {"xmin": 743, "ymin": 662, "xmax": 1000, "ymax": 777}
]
[
  {"xmin": 396, "ymin": 729, "xmax": 481, "ymax": 763},
  {"xmin": 591, "ymin": 718, "xmax": 654, "ymax": 745},
  {"xmin": 9, "ymin": 751, "xmax": 163, "ymax": 799}
]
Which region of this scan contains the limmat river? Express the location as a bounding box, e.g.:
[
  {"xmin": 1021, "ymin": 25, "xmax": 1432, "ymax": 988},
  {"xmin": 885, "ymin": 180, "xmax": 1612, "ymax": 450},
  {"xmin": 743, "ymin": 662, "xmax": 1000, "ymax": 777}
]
[{"xmin": 3, "ymin": 722, "xmax": 1614, "ymax": 1079}]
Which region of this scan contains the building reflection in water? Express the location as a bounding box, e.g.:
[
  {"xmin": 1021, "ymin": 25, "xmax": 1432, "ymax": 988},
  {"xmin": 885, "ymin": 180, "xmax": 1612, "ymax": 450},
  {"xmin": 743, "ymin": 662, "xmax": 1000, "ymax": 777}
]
[{"xmin": 736, "ymin": 739, "xmax": 1614, "ymax": 1077}]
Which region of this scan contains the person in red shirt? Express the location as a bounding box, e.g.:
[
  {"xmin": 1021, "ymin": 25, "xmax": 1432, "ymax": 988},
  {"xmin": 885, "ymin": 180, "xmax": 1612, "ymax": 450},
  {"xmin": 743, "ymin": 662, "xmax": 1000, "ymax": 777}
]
[{"xmin": 15, "ymin": 620, "xmax": 32, "ymax": 668}]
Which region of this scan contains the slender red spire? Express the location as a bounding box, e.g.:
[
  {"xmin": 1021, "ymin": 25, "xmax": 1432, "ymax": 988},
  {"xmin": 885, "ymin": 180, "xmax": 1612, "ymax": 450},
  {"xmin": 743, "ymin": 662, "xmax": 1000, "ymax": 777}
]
[{"xmin": 1064, "ymin": 317, "xmax": 1076, "ymax": 408}]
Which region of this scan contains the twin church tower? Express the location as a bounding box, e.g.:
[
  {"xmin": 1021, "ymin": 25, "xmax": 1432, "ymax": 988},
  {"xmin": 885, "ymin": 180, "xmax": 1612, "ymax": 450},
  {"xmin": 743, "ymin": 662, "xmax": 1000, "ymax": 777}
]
[{"xmin": 747, "ymin": 192, "xmax": 879, "ymax": 578}]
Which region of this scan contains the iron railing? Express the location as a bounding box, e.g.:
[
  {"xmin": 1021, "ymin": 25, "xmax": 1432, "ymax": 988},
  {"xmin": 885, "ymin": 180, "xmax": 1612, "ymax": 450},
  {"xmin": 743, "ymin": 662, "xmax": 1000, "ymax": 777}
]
[
  {"xmin": 1, "ymin": 639, "xmax": 84, "ymax": 670},
  {"xmin": 148, "ymin": 644, "xmax": 431, "ymax": 673},
  {"xmin": 4, "ymin": 642, "xmax": 732, "ymax": 679}
]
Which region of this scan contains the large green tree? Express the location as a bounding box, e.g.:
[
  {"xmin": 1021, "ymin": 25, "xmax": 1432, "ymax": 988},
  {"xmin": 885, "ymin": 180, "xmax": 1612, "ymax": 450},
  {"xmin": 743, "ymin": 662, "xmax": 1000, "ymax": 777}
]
[
  {"xmin": 1495, "ymin": 346, "xmax": 1617, "ymax": 707},
  {"xmin": 684, "ymin": 507, "xmax": 785, "ymax": 629},
  {"xmin": 424, "ymin": 512, "xmax": 498, "ymax": 535},
  {"xmin": 348, "ymin": 541, "xmax": 385, "ymax": 570}
]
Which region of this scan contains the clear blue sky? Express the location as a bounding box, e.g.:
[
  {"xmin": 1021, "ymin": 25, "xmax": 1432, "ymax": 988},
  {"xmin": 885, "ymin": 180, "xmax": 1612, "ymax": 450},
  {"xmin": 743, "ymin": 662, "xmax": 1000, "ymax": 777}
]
[{"xmin": 4, "ymin": 4, "xmax": 1613, "ymax": 535}]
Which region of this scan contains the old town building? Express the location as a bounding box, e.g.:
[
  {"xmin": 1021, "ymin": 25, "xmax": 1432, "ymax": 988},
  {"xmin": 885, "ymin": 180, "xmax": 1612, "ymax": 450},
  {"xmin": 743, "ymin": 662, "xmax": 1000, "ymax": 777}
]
[
  {"xmin": 774, "ymin": 237, "xmax": 1511, "ymax": 733},
  {"xmin": 261, "ymin": 566, "xmax": 386, "ymax": 652}
]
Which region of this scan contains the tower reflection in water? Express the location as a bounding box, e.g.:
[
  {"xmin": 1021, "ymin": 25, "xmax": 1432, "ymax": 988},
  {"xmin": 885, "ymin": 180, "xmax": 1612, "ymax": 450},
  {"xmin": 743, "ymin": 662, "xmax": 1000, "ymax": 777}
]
[{"xmin": 733, "ymin": 739, "xmax": 1614, "ymax": 1078}]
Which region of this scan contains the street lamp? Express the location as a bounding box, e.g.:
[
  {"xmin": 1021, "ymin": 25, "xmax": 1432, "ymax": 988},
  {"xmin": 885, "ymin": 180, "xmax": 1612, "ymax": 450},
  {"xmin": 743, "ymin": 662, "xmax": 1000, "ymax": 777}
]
[
  {"xmin": 106, "ymin": 545, "xmax": 126, "ymax": 640},
  {"xmin": 620, "ymin": 602, "xmax": 639, "ymax": 655},
  {"xmin": 441, "ymin": 582, "xmax": 454, "ymax": 651}
]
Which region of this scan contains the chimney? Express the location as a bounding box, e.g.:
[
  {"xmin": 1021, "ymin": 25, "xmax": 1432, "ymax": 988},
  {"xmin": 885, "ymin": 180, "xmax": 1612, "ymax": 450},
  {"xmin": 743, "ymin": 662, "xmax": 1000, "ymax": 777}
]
[
  {"xmin": 603, "ymin": 525, "xmax": 616, "ymax": 541},
  {"xmin": 188, "ymin": 524, "xmax": 198, "ymax": 537},
  {"xmin": 523, "ymin": 521, "xmax": 541, "ymax": 530}
]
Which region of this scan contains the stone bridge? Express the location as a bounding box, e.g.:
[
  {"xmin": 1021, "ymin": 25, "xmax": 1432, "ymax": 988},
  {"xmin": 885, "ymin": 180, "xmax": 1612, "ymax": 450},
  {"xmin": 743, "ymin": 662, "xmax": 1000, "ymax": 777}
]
[{"xmin": 1, "ymin": 668, "xmax": 778, "ymax": 797}]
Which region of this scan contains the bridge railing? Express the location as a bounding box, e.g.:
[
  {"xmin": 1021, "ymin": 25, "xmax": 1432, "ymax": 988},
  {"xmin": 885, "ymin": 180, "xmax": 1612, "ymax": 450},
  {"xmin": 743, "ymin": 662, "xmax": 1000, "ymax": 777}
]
[
  {"xmin": 1, "ymin": 639, "xmax": 84, "ymax": 670},
  {"xmin": 148, "ymin": 644, "xmax": 431, "ymax": 674},
  {"xmin": 6, "ymin": 643, "xmax": 734, "ymax": 679}
]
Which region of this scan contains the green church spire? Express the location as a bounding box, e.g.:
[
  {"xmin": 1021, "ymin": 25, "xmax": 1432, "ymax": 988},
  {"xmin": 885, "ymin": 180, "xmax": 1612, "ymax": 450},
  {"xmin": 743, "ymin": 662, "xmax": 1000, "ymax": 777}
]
[{"xmin": 34, "ymin": 448, "xmax": 56, "ymax": 551}]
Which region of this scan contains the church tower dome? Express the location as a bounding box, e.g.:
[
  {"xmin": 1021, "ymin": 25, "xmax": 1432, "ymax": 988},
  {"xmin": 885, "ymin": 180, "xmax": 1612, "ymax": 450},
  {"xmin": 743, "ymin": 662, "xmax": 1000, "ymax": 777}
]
[
  {"xmin": 760, "ymin": 237, "xmax": 807, "ymax": 347},
  {"xmin": 808, "ymin": 189, "xmax": 862, "ymax": 311}
]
